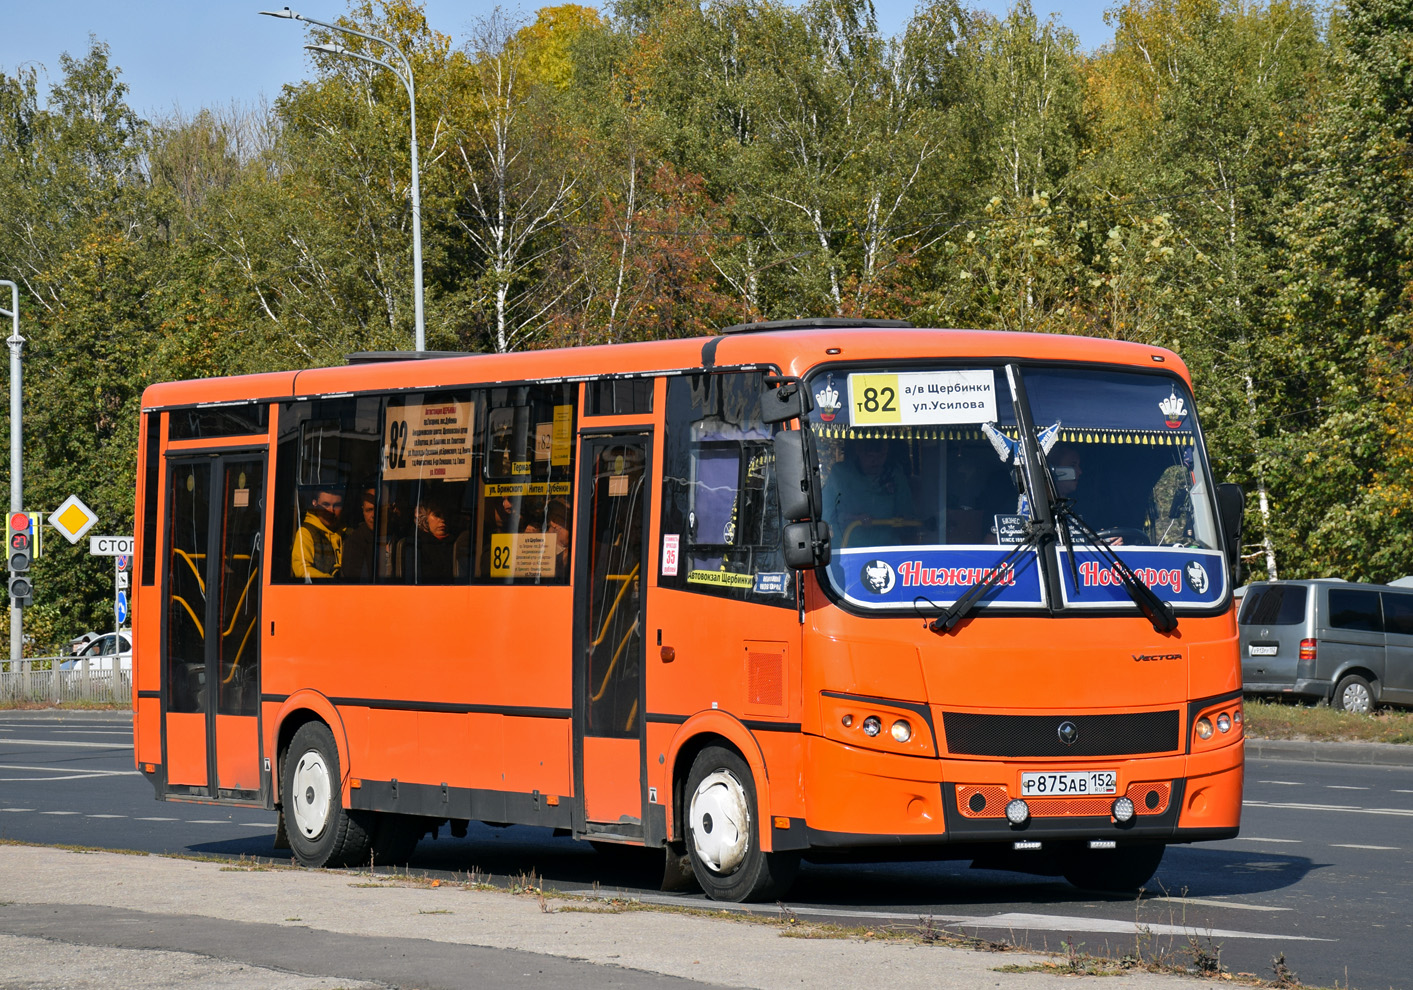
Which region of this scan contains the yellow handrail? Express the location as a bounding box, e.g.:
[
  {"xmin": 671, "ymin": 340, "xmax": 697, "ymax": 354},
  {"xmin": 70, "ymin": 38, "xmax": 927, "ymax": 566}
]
[
  {"xmin": 171, "ymin": 595, "xmax": 204, "ymax": 637},
  {"xmin": 590, "ymin": 615, "xmax": 641, "ymax": 704},
  {"xmin": 222, "ymin": 616, "xmax": 258, "ymax": 685},
  {"xmin": 221, "ymin": 567, "xmax": 260, "ymax": 638},
  {"xmin": 589, "ymin": 565, "xmax": 639, "ymax": 649},
  {"xmin": 172, "ymin": 550, "xmax": 207, "ymax": 593}
]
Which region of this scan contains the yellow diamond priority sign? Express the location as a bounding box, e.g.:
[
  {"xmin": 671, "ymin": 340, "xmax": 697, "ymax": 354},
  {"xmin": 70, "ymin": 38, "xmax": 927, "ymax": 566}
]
[{"xmin": 49, "ymin": 495, "xmax": 98, "ymax": 545}]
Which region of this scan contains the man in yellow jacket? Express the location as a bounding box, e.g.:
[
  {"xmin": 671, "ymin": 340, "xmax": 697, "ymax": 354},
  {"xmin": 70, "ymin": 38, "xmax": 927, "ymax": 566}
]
[{"xmin": 292, "ymin": 487, "xmax": 344, "ymax": 580}]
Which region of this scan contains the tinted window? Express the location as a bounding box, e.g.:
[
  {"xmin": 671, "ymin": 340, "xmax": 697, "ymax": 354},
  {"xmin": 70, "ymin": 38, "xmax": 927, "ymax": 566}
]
[
  {"xmin": 587, "ymin": 378, "xmax": 653, "ymax": 416},
  {"xmin": 1383, "ymin": 593, "xmax": 1413, "ymax": 636},
  {"xmin": 1329, "ymin": 588, "xmax": 1383, "ymax": 632},
  {"xmin": 169, "ymin": 403, "xmax": 269, "ymax": 439},
  {"xmin": 1240, "ymin": 585, "xmax": 1307, "ymax": 626}
]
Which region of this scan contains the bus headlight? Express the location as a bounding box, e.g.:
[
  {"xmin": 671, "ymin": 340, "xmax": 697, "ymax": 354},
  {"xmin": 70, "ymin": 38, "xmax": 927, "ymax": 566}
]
[
  {"xmin": 890, "ymin": 719, "xmax": 912, "ymax": 743},
  {"xmin": 861, "ymin": 716, "xmax": 882, "ymax": 737},
  {"xmin": 1216, "ymin": 713, "xmax": 1231, "ymax": 733},
  {"xmin": 1195, "ymin": 717, "xmax": 1213, "ymax": 740},
  {"xmin": 1005, "ymin": 799, "xmax": 1030, "ymax": 825}
]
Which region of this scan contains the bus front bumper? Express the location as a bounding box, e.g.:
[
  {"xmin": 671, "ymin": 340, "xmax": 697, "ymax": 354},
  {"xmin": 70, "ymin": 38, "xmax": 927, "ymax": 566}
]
[{"xmin": 798, "ymin": 734, "xmax": 1242, "ymax": 851}]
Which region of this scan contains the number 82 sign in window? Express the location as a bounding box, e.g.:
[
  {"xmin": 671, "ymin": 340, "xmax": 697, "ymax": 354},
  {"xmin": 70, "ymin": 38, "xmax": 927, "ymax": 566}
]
[{"xmin": 847, "ymin": 370, "xmax": 999, "ymax": 426}]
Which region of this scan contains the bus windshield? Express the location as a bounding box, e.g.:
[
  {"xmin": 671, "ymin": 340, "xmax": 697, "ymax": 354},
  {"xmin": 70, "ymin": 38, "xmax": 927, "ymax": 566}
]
[{"xmin": 806, "ymin": 363, "xmax": 1225, "ymax": 614}]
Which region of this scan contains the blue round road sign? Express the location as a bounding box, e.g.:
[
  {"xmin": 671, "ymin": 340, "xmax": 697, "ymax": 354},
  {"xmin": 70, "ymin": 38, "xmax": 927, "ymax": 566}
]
[{"xmin": 116, "ymin": 591, "xmax": 128, "ymax": 625}]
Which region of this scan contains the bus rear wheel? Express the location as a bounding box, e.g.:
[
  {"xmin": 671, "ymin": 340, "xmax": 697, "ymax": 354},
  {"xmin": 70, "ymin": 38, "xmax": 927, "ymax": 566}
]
[
  {"xmin": 1061, "ymin": 843, "xmax": 1164, "ymax": 892},
  {"xmin": 282, "ymin": 721, "xmax": 372, "ymax": 868},
  {"xmin": 684, "ymin": 746, "xmax": 798, "ymax": 902}
]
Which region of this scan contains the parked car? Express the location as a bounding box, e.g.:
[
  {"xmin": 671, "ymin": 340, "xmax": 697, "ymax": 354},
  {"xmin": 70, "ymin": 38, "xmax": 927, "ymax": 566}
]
[
  {"xmin": 59, "ymin": 632, "xmax": 132, "ymax": 672},
  {"xmin": 1238, "ymin": 578, "xmax": 1413, "ymax": 713}
]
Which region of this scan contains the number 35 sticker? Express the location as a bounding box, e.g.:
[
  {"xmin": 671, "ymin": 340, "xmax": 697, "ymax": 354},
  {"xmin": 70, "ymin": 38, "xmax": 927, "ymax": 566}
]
[{"xmin": 848, "ymin": 370, "xmax": 998, "ymax": 426}]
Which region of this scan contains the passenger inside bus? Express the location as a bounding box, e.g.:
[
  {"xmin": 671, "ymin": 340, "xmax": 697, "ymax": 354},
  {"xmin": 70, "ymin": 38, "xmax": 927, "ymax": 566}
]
[
  {"xmin": 823, "ymin": 436, "xmax": 917, "ymax": 548},
  {"xmin": 340, "ymin": 485, "xmax": 377, "ymax": 583},
  {"xmin": 291, "ymin": 486, "xmax": 344, "ymax": 581},
  {"xmin": 400, "ymin": 492, "xmax": 459, "ymax": 583}
]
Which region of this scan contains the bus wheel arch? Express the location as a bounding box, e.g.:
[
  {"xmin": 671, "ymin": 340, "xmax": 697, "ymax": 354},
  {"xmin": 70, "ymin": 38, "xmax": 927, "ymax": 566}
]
[
  {"xmin": 680, "ymin": 744, "xmax": 798, "ymax": 902},
  {"xmin": 280, "ymin": 719, "xmax": 373, "ymax": 867},
  {"xmin": 665, "ymin": 716, "xmax": 772, "ymax": 849},
  {"xmin": 272, "ymin": 691, "xmax": 350, "ymax": 801}
]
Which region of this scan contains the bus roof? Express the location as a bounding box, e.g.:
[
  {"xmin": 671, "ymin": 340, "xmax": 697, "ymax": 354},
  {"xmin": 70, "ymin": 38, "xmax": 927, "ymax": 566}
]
[{"xmin": 140, "ymin": 327, "xmax": 1189, "ymax": 410}]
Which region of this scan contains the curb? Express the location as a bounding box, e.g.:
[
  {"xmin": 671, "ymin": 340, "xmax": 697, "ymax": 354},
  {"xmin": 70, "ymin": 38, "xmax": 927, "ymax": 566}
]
[
  {"xmin": 1244, "ymin": 736, "xmax": 1413, "ymax": 767},
  {"xmin": 0, "ymin": 708, "xmax": 132, "ymax": 723}
]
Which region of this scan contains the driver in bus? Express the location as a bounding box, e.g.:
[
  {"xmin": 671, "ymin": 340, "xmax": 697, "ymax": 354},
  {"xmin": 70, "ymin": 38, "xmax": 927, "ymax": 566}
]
[
  {"xmin": 823, "ymin": 436, "xmax": 916, "ymax": 548},
  {"xmin": 291, "ymin": 486, "xmax": 344, "ymax": 581}
]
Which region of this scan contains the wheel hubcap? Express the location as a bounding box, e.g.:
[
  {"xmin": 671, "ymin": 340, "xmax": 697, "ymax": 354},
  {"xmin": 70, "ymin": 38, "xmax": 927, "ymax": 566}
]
[
  {"xmin": 1345, "ymin": 684, "xmax": 1371, "ymax": 713},
  {"xmin": 690, "ymin": 769, "xmax": 749, "ymax": 875},
  {"xmin": 290, "ymin": 748, "xmax": 332, "ymax": 840}
]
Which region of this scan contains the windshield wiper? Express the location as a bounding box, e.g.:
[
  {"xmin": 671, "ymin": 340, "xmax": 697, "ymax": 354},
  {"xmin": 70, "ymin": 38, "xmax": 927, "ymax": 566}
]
[
  {"xmin": 1052, "ymin": 500, "xmax": 1178, "ymax": 634},
  {"xmin": 928, "ymin": 516, "xmax": 1051, "ymax": 634}
]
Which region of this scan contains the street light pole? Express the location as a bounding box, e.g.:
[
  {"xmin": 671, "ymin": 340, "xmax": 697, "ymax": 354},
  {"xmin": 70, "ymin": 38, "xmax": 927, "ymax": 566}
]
[
  {"xmin": 0, "ymin": 281, "xmax": 23, "ymax": 665},
  {"xmin": 261, "ymin": 7, "xmax": 426, "ymax": 352}
]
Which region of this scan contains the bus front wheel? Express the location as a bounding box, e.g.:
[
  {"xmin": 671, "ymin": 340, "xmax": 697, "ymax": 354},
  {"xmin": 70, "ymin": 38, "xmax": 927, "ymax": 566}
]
[
  {"xmin": 1061, "ymin": 843, "xmax": 1164, "ymax": 892},
  {"xmin": 683, "ymin": 746, "xmax": 798, "ymax": 902},
  {"xmin": 282, "ymin": 721, "xmax": 373, "ymax": 868}
]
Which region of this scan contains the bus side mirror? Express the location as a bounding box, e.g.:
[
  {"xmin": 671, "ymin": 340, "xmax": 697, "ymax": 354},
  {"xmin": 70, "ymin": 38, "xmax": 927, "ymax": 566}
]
[
  {"xmin": 773, "ymin": 428, "xmax": 830, "ymax": 568},
  {"xmin": 760, "ymin": 379, "xmax": 813, "ymax": 424},
  {"xmin": 1216, "ymin": 483, "xmax": 1244, "ymax": 583},
  {"xmin": 783, "ymin": 521, "xmax": 831, "ymax": 569},
  {"xmin": 774, "ymin": 430, "xmax": 823, "ymax": 521}
]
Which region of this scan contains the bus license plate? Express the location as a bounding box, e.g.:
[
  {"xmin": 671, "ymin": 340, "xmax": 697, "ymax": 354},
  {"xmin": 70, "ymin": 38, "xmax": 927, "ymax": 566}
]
[{"xmin": 1020, "ymin": 770, "xmax": 1117, "ymax": 796}]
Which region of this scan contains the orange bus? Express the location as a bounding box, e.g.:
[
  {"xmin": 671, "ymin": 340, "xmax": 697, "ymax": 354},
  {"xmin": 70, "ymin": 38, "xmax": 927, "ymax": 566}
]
[{"xmin": 131, "ymin": 320, "xmax": 1245, "ymax": 902}]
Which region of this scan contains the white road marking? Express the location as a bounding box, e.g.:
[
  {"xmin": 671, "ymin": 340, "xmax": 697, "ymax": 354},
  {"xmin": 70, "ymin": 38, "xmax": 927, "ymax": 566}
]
[
  {"xmin": 953, "ymin": 911, "xmax": 1329, "ymax": 941},
  {"xmin": 1331, "ymin": 844, "xmax": 1398, "ymax": 850},
  {"xmin": 0, "ymin": 808, "xmax": 35, "ymax": 812},
  {"xmin": 136, "ymin": 817, "xmax": 178, "ymax": 821},
  {"xmin": 0, "ymin": 763, "xmax": 141, "ymax": 781},
  {"xmin": 1245, "ymin": 800, "xmax": 1413, "ymax": 817},
  {"xmin": 1231, "ymin": 836, "xmax": 1301, "ymax": 843},
  {"xmin": 39, "ymin": 811, "xmax": 79, "ymax": 816},
  {"xmin": 1148, "ymin": 896, "xmax": 1290, "ymax": 912},
  {"xmin": 0, "ymin": 738, "xmax": 129, "ymax": 750},
  {"xmin": 1258, "ymin": 780, "xmax": 1305, "ymax": 786},
  {"xmin": 187, "ymin": 819, "xmax": 237, "ymax": 824},
  {"xmin": 1327, "ymin": 785, "xmax": 1369, "ymax": 790},
  {"xmin": 85, "ymin": 814, "xmax": 125, "ymax": 819}
]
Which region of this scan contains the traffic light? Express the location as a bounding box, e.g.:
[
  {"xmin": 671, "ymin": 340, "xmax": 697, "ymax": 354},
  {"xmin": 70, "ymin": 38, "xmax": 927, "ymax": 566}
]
[{"xmin": 7, "ymin": 512, "xmax": 32, "ymax": 607}]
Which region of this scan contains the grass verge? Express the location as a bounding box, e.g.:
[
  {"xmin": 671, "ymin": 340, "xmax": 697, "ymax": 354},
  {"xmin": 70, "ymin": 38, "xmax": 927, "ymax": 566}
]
[{"xmin": 1243, "ymin": 698, "xmax": 1413, "ymax": 744}]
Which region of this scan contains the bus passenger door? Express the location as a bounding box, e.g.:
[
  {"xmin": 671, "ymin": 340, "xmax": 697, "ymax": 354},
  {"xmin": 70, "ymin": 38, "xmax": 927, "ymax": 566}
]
[
  {"xmin": 573, "ymin": 435, "xmax": 650, "ymax": 838},
  {"xmin": 161, "ymin": 454, "xmax": 266, "ymax": 803}
]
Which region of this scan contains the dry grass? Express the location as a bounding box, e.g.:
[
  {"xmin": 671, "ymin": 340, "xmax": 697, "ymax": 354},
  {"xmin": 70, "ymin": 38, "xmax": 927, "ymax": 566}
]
[{"xmin": 1243, "ymin": 698, "xmax": 1413, "ymax": 744}]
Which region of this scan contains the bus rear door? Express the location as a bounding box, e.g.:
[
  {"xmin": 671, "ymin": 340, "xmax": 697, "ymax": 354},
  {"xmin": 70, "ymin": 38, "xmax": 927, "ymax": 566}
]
[
  {"xmin": 573, "ymin": 434, "xmax": 651, "ymax": 840},
  {"xmin": 160, "ymin": 452, "xmax": 266, "ymax": 803}
]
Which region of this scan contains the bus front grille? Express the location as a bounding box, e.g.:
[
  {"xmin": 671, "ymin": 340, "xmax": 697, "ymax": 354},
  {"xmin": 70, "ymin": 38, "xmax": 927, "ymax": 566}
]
[{"xmin": 941, "ymin": 710, "xmax": 1181, "ymax": 757}]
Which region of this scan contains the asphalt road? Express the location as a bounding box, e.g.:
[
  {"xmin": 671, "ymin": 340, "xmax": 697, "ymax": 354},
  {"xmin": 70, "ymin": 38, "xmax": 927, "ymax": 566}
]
[{"xmin": 3, "ymin": 710, "xmax": 1409, "ymax": 990}]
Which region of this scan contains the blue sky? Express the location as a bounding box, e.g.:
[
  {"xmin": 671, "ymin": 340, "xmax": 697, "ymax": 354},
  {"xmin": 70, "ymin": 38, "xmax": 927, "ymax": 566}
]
[{"xmin": 1, "ymin": 1, "xmax": 1116, "ymax": 120}]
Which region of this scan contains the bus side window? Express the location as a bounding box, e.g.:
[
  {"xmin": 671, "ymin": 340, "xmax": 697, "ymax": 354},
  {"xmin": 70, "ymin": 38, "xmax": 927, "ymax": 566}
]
[
  {"xmin": 272, "ymin": 397, "xmax": 382, "ymax": 584},
  {"xmin": 473, "ymin": 383, "xmax": 576, "ymax": 585},
  {"xmin": 659, "ymin": 372, "xmax": 790, "ymax": 607},
  {"xmin": 382, "ymin": 389, "xmax": 480, "ymax": 586}
]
